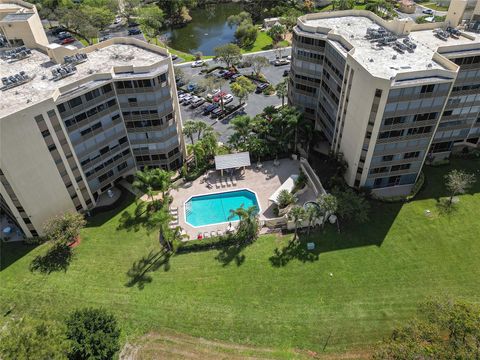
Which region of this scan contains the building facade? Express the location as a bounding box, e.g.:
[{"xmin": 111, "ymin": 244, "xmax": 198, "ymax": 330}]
[
  {"xmin": 289, "ymin": 7, "xmax": 480, "ymax": 197},
  {"xmin": 0, "ymin": 1, "xmax": 184, "ymax": 238}
]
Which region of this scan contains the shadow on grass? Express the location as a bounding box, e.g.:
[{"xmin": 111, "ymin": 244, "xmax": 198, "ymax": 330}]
[
  {"xmin": 116, "ymin": 201, "xmax": 162, "ymax": 233},
  {"xmin": 269, "ymin": 235, "xmax": 320, "ymax": 267},
  {"xmin": 125, "ymin": 249, "xmax": 171, "ymax": 290},
  {"xmin": 86, "ymin": 191, "xmax": 136, "ymax": 228},
  {"xmin": 1, "ymin": 241, "xmax": 37, "ymax": 271},
  {"xmin": 214, "ymin": 242, "xmax": 247, "ymax": 267},
  {"xmin": 435, "ymin": 198, "xmax": 458, "ymax": 216},
  {"xmin": 29, "ymin": 243, "xmax": 73, "ymax": 274}
]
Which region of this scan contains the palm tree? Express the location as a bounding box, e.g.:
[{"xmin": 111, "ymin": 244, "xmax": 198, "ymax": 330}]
[
  {"xmin": 191, "ymin": 142, "xmax": 205, "ymax": 169},
  {"xmin": 200, "ymin": 131, "xmax": 219, "ymax": 159},
  {"xmin": 183, "ymin": 120, "xmax": 197, "ymax": 145},
  {"xmin": 305, "ymin": 205, "xmax": 320, "ymax": 236},
  {"xmin": 275, "ymin": 79, "xmax": 288, "ymax": 107},
  {"xmin": 132, "ymin": 168, "xmax": 156, "ymax": 203},
  {"xmin": 228, "ymin": 205, "xmax": 259, "ymax": 243},
  {"xmin": 228, "ymin": 115, "xmax": 252, "ymax": 150},
  {"xmin": 195, "ymin": 121, "xmax": 210, "ymax": 141},
  {"xmin": 288, "ymin": 206, "xmax": 305, "ymax": 241},
  {"xmin": 276, "ymin": 189, "xmax": 296, "ymax": 209},
  {"xmin": 317, "ymin": 194, "xmax": 338, "ymax": 229},
  {"xmin": 160, "ymin": 224, "xmax": 188, "ymax": 252}
]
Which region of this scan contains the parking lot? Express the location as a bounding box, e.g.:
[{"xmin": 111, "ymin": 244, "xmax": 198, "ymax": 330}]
[{"xmin": 176, "ymin": 48, "xmax": 292, "ymax": 143}]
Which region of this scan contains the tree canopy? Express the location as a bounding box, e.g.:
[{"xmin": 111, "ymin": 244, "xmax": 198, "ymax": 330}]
[
  {"xmin": 43, "ymin": 212, "xmax": 86, "ymax": 245},
  {"xmin": 214, "ymin": 43, "xmax": 242, "ymax": 68}
]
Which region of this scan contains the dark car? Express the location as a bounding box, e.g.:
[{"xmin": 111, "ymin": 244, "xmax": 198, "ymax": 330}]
[
  {"xmin": 255, "ymin": 83, "xmax": 269, "ymax": 94},
  {"xmin": 51, "ymin": 26, "xmax": 67, "ymax": 36},
  {"xmin": 172, "ymin": 54, "xmax": 178, "ymax": 60},
  {"xmin": 57, "ymin": 32, "xmax": 71, "ymax": 40},
  {"xmin": 283, "ymin": 69, "xmax": 290, "ymax": 77},
  {"xmin": 223, "ymin": 71, "xmax": 235, "ymax": 79},
  {"xmin": 128, "ymin": 28, "xmax": 141, "ymax": 35},
  {"xmin": 230, "ymin": 73, "xmax": 242, "ymax": 81},
  {"xmin": 128, "ymin": 22, "xmax": 140, "ymax": 27},
  {"xmin": 202, "ymin": 103, "xmax": 218, "ymax": 115},
  {"xmin": 211, "ymin": 107, "xmax": 224, "ymax": 118}
]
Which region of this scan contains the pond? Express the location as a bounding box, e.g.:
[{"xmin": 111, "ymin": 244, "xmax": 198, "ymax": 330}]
[{"xmin": 160, "ymin": 2, "xmax": 243, "ymax": 56}]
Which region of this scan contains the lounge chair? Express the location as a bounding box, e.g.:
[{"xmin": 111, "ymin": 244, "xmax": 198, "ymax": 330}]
[
  {"xmin": 231, "ymin": 176, "xmax": 237, "ymax": 186},
  {"xmin": 225, "ymin": 177, "xmax": 231, "ymax": 187},
  {"xmin": 220, "ymin": 178, "xmax": 226, "ymax": 187},
  {"xmin": 217, "ymin": 230, "xmax": 223, "ymax": 236},
  {"xmin": 211, "ymin": 231, "xmax": 216, "ymax": 237},
  {"xmin": 203, "ymin": 232, "xmax": 210, "ymax": 238},
  {"xmin": 215, "ymin": 179, "xmax": 220, "ymax": 189}
]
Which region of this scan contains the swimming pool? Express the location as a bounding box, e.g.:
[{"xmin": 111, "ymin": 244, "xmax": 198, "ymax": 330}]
[{"xmin": 185, "ymin": 189, "xmax": 260, "ymax": 227}]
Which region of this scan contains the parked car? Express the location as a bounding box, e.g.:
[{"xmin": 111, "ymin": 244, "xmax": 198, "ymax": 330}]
[
  {"xmin": 187, "ymin": 83, "xmax": 198, "ymax": 92},
  {"xmin": 114, "ymin": 16, "xmax": 122, "ymax": 25},
  {"xmin": 128, "ymin": 22, "xmax": 139, "ymax": 27},
  {"xmin": 99, "ymin": 35, "xmax": 111, "ymax": 42},
  {"xmin": 206, "ymin": 89, "xmax": 221, "ymax": 100},
  {"xmin": 215, "ymin": 69, "xmax": 227, "ymax": 78},
  {"xmin": 190, "ymin": 97, "xmax": 206, "ymax": 108},
  {"xmin": 57, "ymin": 32, "xmax": 71, "ymax": 40},
  {"xmin": 273, "ymin": 58, "xmax": 290, "ymax": 66},
  {"xmin": 202, "ymin": 103, "xmax": 218, "ymax": 115},
  {"xmin": 222, "ymin": 94, "xmax": 234, "ymax": 104},
  {"xmin": 176, "ymin": 79, "xmax": 185, "ymax": 87},
  {"xmin": 178, "ymin": 93, "xmax": 191, "ymax": 103},
  {"xmin": 61, "ymin": 37, "xmax": 75, "ymax": 44},
  {"xmin": 230, "ymin": 73, "xmax": 242, "ymax": 81},
  {"xmin": 255, "ymin": 83, "xmax": 269, "ymax": 93},
  {"xmin": 223, "ymin": 71, "xmax": 235, "ymax": 79},
  {"xmin": 211, "ymin": 107, "xmax": 224, "ymax": 118},
  {"xmin": 191, "ymin": 60, "xmax": 205, "ymax": 68},
  {"xmin": 213, "ymin": 91, "xmax": 227, "ymax": 102},
  {"xmin": 177, "ymin": 90, "xmax": 185, "ymax": 96},
  {"xmin": 128, "ymin": 28, "xmax": 141, "ymax": 35},
  {"xmin": 51, "ymin": 26, "xmax": 67, "ymax": 36},
  {"xmin": 283, "ymin": 69, "xmax": 290, "ymax": 77},
  {"xmin": 172, "ymin": 54, "xmax": 178, "ymax": 60},
  {"xmin": 422, "ymin": 8, "xmax": 434, "ymax": 15},
  {"xmin": 182, "ymin": 94, "xmax": 194, "ymax": 105}
]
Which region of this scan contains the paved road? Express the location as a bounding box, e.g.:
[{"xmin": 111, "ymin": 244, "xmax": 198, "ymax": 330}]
[{"xmin": 176, "ymin": 48, "xmax": 292, "ymax": 143}]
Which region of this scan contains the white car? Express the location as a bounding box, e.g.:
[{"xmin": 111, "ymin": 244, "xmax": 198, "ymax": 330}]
[
  {"xmin": 206, "ymin": 89, "xmax": 221, "ymax": 100},
  {"xmin": 114, "ymin": 16, "xmax": 122, "ymax": 25},
  {"xmin": 191, "ymin": 60, "xmax": 205, "ymax": 68},
  {"xmin": 222, "ymin": 94, "xmax": 234, "ymax": 104}
]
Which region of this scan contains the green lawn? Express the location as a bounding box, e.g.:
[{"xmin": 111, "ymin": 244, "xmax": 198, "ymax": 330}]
[
  {"xmin": 1, "ymin": 159, "xmax": 479, "ymax": 357},
  {"xmin": 422, "ymin": 2, "xmax": 449, "ymax": 11},
  {"xmin": 241, "ymin": 31, "xmax": 290, "ymax": 54}
]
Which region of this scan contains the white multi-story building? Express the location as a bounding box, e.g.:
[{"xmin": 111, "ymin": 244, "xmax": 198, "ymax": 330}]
[
  {"xmin": 289, "ymin": 1, "xmax": 480, "ymax": 197},
  {"xmin": 0, "ymin": 0, "xmax": 185, "ymax": 237}
]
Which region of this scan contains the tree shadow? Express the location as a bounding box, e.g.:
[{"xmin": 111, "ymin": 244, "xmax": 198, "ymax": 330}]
[
  {"xmin": 269, "ymin": 236, "xmax": 319, "ymax": 267},
  {"xmin": 86, "ymin": 191, "xmax": 134, "ymax": 228},
  {"xmin": 435, "ymin": 198, "xmax": 458, "ymax": 216},
  {"xmin": 125, "ymin": 249, "xmax": 171, "ymax": 290},
  {"xmin": 29, "ymin": 243, "xmax": 73, "ymax": 274},
  {"xmin": 1, "ymin": 241, "xmax": 37, "ymax": 271},
  {"xmin": 214, "ymin": 242, "xmax": 247, "ymax": 267},
  {"xmin": 116, "ymin": 201, "xmax": 162, "ymax": 233}
]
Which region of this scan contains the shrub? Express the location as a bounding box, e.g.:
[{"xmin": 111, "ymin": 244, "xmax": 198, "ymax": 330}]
[
  {"xmin": 276, "ymin": 189, "xmax": 295, "ymax": 209},
  {"xmin": 293, "ymin": 170, "xmax": 308, "ymax": 193},
  {"xmin": 65, "ymin": 308, "xmax": 120, "ymax": 360},
  {"xmin": 262, "ymin": 84, "xmax": 275, "ymax": 95}
]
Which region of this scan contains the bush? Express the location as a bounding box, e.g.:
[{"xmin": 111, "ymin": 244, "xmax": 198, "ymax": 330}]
[
  {"xmin": 293, "ymin": 170, "xmax": 308, "ymax": 193},
  {"xmin": 276, "ymin": 189, "xmax": 295, "ymax": 209},
  {"xmin": 65, "ymin": 308, "xmax": 120, "ymax": 360},
  {"xmin": 262, "ymin": 84, "xmax": 275, "ymax": 95},
  {"xmin": 429, "ymin": 159, "xmax": 450, "ymax": 167},
  {"xmin": 177, "ymin": 235, "xmax": 237, "ymax": 254}
]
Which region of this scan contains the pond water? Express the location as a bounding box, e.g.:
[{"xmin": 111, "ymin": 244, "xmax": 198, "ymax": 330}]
[{"xmin": 160, "ymin": 2, "xmax": 243, "ymax": 56}]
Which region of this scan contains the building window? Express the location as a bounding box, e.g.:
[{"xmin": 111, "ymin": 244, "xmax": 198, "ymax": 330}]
[
  {"xmin": 382, "ymin": 155, "xmax": 394, "ymax": 162},
  {"xmin": 391, "ymin": 164, "xmax": 411, "ymax": 171},
  {"xmin": 420, "ymin": 84, "xmax": 435, "ymax": 93},
  {"xmin": 68, "ymin": 96, "xmax": 82, "ymax": 109},
  {"xmin": 404, "ymin": 151, "xmax": 420, "ymax": 159}
]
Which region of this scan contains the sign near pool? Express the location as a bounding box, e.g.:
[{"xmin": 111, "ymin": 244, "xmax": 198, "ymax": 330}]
[{"xmin": 184, "ymin": 189, "xmax": 260, "ymax": 227}]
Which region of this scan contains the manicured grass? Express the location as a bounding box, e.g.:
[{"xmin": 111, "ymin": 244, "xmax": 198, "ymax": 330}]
[
  {"xmin": 241, "ymin": 31, "xmax": 289, "ymax": 54},
  {"xmin": 422, "ymin": 2, "xmax": 449, "ymax": 11},
  {"xmin": 1, "ymin": 159, "xmax": 479, "ymax": 357}
]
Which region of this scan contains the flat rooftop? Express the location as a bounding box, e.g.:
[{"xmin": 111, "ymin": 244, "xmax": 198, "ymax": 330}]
[
  {"xmin": 0, "ymin": 43, "xmax": 167, "ymax": 118},
  {"xmin": 300, "ymin": 15, "xmax": 480, "ymax": 79}
]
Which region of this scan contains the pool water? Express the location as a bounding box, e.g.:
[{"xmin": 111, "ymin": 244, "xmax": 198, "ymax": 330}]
[{"xmin": 185, "ymin": 189, "xmax": 260, "ymax": 227}]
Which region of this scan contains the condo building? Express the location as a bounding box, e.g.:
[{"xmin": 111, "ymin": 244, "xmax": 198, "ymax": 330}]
[
  {"xmin": 289, "ymin": 2, "xmax": 480, "ymax": 197},
  {"xmin": 0, "ymin": 0, "xmax": 184, "ymax": 238}
]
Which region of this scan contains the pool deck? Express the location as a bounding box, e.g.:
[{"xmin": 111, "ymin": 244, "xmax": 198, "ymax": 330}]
[{"xmin": 169, "ymin": 158, "xmax": 316, "ymax": 240}]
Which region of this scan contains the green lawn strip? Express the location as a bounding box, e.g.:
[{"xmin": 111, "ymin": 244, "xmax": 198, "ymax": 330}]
[
  {"xmin": 0, "ymin": 159, "xmax": 479, "ymax": 356},
  {"xmin": 241, "ymin": 32, "xmax": 290, "ymax": 54},
  {"xmin": 422, "ymin": 2, "xmax": 449, "ymax": 11}
]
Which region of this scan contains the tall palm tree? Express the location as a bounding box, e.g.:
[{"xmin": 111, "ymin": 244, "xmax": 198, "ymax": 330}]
[
  {"xmin": 196, "ymin": 121, "xmax": 210, "ymax": 141},
  {"xmin": 305, "ymin": 205, "xmax": 320, "ymax": 236},
  {"xmin": 228, "ymin": 115, "xmax": 252, "ymax": 150},
  {"xmin": 132, "ymin": 168, "xmax": 156, "ymax": 203},
  {"xmin": 191, "ymin": 142, "xmax": 205, "ymax": 169},
  {"xmin": 275, "ymin": 79, "xmax": 288, "ymax": 107},
  {"xmin": 317, "ymin": 194, "xmax": 338, "ymax": 229},
  {"xmin": 228, "ymin": 205, "xmax": 259, "ymax": 243},
  {"xmin": 288, "ymin": 206, "xmax": 305, "ymax": 241},
  {"xmin": 183, "ymin": 120, "xmax": 197, "ymax": 145}
]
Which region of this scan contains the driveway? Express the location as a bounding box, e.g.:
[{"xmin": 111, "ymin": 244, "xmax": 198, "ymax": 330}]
[
  {"xmin": 395, "ymin": 4, "xmax": 447, "ymax": 21},
  {"xmin": 176, "ymin": 48, "xmax": 291, "ymax": 144}
]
